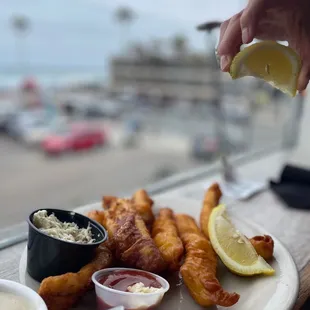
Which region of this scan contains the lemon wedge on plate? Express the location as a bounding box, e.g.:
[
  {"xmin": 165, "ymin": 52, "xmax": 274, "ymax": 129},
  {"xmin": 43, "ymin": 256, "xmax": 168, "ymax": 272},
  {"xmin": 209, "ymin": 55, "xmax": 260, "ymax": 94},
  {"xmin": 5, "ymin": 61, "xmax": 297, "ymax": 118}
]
[
  {"xmin": 208, "ymin": 204, "xmax": 275, "ymax": 276},
  {"xmin": 230, "ymin": 41, "xmax": 301, "ymax": 97}
]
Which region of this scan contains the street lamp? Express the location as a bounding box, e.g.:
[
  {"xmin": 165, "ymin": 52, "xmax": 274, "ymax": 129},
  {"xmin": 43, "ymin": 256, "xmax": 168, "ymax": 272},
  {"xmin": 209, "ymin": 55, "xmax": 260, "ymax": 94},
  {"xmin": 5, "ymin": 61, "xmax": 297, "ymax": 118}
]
[
  {"xmin": 197, "ymin": 21, "xmax": 261, "ymax": 194},
  {"xmin": 197, "ymin": 21, "xmax": 228, "ymax": 154}
]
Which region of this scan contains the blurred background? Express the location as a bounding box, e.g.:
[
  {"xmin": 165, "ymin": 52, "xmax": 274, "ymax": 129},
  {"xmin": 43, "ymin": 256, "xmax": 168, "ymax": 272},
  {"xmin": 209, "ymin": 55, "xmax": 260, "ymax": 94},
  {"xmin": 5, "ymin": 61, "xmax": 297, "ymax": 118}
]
[{"xmin": 0, "ymin": 0, "xmax": 304, "ymax": 229}]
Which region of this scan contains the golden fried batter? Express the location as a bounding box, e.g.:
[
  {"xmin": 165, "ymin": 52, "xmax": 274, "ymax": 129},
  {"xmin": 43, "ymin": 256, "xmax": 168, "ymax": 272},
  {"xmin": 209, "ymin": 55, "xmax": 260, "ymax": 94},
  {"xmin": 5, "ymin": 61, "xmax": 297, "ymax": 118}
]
[
  {"xmin": 250, "ymin": 235, "xmax": 274, "ymax": 260},
  {"xmin": 104, "ymin": 198, "xmax": 166, "ymax": 273},
  {"xmin": 175, "ymin": 214, "xmax": 239, "ymax": 307},
  {"xmin": 86, "ymin": 210, "xmax": 115, "ymax": 251},
  {"xmin": 152, "ymin": 208, "xmax": 184, "ymax": 271},
  {"xmin": 200, "ymin": 182, "xmax": 222, "ymax": 239},
  {"xmin": 103, "ymin": 190, "xmax": 155, "ymax": 229},
  {"xmin": 200, "ymin": 183, "xmax": 274, "ymax": 260},
  {"xmin": 86, "ymin": 210, "xmax": 106, "ymax": 226},
  {"xmin": 132, "ymin": 189, "xmax": 155, "ymax": 229},
  {"xmin": 38, "ymin": 244, "xmax": 113, "ymax": 310},
  {"xmin": 102, "ymin": 196, "xmax": 118, "ymax": 209}
]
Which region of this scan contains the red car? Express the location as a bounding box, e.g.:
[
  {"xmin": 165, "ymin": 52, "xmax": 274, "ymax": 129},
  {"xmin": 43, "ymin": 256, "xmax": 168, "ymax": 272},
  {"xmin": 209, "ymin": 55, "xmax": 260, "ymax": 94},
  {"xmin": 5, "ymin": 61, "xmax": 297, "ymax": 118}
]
[{"xmin": 42, "ymin": 125, "xmax": 105, "ymax": 155}]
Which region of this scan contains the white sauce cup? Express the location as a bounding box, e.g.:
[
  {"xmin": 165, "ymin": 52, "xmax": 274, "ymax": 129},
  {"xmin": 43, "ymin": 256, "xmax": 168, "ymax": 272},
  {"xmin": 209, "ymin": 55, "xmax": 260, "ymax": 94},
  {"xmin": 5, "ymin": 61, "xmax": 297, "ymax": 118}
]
[
  {"xmin": 92, "ymin": 268, "xmax": 170, "ymax": 310},
  {"xmin": 0, "ymin": 279, "xmax": 47, "ymax": 310}
]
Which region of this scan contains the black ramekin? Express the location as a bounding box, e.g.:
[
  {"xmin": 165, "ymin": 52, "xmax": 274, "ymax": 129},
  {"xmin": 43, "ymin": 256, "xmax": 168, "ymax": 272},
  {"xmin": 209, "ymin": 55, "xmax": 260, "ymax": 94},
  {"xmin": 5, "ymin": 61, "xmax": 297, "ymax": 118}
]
[{"xmin": 27, "ymin": 208, "xmax": 107, "ymax": 282}]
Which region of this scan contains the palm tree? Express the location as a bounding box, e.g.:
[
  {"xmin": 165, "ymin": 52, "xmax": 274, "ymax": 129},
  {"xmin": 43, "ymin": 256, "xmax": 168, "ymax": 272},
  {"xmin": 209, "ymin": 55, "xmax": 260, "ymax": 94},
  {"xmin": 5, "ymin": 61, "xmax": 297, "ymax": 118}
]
[
  {"xmin": 12, "ymin": 15, "xmax": 30, "ymax": 34},
  {"xmin": 11, "ymin": 15, "xmax": 30, "ymax": 72},
  {"xmin": 171, "ymin": 34, "xmax": 188, "ymax": 61},
  {"xmin": 114, "ymin": 7, "xmax": 136, "ymax": 51}
]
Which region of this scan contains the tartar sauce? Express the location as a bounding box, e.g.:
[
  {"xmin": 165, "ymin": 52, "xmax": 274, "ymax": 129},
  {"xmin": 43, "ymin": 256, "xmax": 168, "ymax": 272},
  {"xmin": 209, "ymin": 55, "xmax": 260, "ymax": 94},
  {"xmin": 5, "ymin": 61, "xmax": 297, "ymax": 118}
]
[
  {"xmin": 33, "ymin": 210, "xmax": 94, "ymax": 244},
  {"xmin": 127, "ymin": 282, "xmax": 163, "ymax": 293},
  {"xmin": 0, "ymin": 292, "xmax": 32, "ymax": 310}
]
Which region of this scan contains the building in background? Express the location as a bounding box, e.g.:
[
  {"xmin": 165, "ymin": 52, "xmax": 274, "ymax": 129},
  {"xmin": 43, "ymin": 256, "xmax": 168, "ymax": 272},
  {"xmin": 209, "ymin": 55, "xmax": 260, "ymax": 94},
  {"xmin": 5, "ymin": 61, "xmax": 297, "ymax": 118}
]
[{"xmin": 109, "ymin": 57, "xmax": 218, "ymax": 103}]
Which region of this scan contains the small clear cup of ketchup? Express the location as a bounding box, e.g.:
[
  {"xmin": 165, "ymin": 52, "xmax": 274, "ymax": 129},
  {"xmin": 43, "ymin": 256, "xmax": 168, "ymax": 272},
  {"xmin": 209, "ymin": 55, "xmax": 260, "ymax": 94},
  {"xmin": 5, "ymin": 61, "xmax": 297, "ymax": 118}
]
[{"xmin": 92, "ymin": 268, "xmax": 170, "ymax": 310}]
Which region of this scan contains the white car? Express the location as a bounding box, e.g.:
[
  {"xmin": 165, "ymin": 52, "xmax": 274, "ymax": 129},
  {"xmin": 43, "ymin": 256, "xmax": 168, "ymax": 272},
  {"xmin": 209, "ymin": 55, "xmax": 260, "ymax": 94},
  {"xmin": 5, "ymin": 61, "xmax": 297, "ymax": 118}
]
[
  {"xmin": 0, "ymin": 100, "xmax": 17, "ymax": 132},
  {"xmin": 21, "ymin": 125, "xmax": 51, "ymax": 146},
  {"xmin": 9, "ymin": 111, "xmax": 67, "ymax": 147},
  {"xmin": 24, "ymin": 117, "xmax": 68, "ymax": 147}
]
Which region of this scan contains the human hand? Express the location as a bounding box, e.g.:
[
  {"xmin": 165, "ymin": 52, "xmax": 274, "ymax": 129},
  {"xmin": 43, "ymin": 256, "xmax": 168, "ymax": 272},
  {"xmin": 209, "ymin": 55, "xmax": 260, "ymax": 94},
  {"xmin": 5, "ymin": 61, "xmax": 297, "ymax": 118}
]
[{"xmin": 217, "ymin": 0, "xmax": 310, "ymax": 91}]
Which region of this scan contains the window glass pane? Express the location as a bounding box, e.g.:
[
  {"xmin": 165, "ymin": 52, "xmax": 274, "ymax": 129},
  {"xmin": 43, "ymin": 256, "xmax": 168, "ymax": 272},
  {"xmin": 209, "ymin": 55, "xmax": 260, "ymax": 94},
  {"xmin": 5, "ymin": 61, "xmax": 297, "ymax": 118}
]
[{"xmin": 0, "ymin": 0, "xmax": 303, "ymax": 232}]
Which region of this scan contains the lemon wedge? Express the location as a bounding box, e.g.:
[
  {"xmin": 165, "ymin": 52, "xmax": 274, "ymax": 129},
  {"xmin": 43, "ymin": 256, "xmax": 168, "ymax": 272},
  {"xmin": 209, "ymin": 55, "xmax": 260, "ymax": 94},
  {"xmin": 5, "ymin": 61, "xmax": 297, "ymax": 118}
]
[
  {"xmin": 230, "ymin": 41, "xmax": 301, "ymax": 97},
  {"xmin": 208, "ymin": 204, "xmax": 275, "ymax": 276}
]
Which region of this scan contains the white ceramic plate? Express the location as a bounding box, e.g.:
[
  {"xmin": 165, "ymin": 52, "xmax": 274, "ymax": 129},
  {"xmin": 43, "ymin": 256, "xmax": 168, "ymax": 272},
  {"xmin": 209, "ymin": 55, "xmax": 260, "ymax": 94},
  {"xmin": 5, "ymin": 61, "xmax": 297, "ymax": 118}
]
[{"xmin": 19, "ymin": 197, "xmax": 299, "ymax": 310}]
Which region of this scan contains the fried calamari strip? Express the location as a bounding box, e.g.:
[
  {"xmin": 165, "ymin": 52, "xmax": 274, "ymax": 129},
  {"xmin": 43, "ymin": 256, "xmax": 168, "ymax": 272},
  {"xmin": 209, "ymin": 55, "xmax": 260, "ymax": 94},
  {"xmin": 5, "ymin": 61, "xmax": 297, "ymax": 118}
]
[
  {"xmin": 200, "ymin": 182, "xmax": 222, "ymax": 239},
  {"xmin": 132, "ymin": 189, "xmax": 155, "ymax": 229},
  {"xmin": 250, "ymin": 235, "xmax": 274, "ymax": 260},
  {"xmin": 102, "ymin": 196, "xmax": 118, "ymax": 210},
  {"xmin": 152, "ymin": 208, "xmax": 184, "ymax": 271},
  {"xmin": 38, "ymin": 244, "xmax": 113, "ymax": 310},
  {"xmin": 200, "ymin": 183, "xmax": 274, "ymax": 259},
  {"xmin": 86, "ymin": 210, "xmax": 106, "ymax": 226},
  {"xmin": 86, "ymin": 210, "xmax": 115, "ymax": 251},
  {"xmin": 103, "ymin": 190, "xmax": 155, "ymax": 229},
  {"xmin": 175, "ymin": 214, "xmax": 239, "ymax": 307},
  {"xmin": 104, "ymin": 198, "xmax": 166, "ymax": 273}
]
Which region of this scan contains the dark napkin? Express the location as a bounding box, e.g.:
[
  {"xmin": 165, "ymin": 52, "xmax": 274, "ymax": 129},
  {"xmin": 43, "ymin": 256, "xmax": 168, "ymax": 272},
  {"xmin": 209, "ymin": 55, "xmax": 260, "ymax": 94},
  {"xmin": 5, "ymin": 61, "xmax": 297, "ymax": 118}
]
[{"xmin": 270, "ymin": 164, "xmax": 310, "ymax": 210}]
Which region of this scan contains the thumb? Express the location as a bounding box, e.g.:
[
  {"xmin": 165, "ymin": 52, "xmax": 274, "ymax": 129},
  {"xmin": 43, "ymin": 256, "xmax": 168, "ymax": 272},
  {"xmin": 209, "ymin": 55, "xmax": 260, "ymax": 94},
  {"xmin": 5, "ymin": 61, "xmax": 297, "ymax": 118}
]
[{"xmin": 240, "ymin": 0, "xmax": 266, "ymax": 44}]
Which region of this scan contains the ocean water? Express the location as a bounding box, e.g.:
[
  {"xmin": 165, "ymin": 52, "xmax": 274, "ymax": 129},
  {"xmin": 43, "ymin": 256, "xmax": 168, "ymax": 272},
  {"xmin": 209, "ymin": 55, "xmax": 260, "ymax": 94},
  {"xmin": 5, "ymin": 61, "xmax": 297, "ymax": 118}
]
[
  {"xmin": 0, "ymin": 0, "xmax": 211, "ymax": 88},
  {"xmin": 0, "ymin": 70, "xmax": 107, "ymax": 89}
]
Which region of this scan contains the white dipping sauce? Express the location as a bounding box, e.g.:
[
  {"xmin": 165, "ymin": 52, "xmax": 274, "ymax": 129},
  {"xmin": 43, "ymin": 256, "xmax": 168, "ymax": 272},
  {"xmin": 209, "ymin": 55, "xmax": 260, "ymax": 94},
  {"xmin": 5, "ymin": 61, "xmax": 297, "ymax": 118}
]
[{"xmin": 0, "ymin": 292, "xmax": 32, "ymax": 310}]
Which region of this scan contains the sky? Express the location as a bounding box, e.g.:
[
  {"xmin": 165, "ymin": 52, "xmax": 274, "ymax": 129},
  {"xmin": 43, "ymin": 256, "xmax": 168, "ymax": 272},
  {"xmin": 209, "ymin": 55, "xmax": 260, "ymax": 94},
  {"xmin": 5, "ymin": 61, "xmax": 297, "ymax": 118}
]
[
  {"xmin": 0, "ymin": 0, "xmax": 244, "ymax": 77},
  {"xmin": 102, "ymin": 0, "xmax": 244, "ymax": 24}
]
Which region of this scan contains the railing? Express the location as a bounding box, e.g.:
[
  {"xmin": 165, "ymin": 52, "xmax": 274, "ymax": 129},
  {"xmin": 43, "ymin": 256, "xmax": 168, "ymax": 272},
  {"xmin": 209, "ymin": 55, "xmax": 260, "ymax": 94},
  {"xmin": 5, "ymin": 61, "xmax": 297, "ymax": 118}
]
[{"xmin": 0, "ymin": 142, "xmax": 282, "ymax": 251}]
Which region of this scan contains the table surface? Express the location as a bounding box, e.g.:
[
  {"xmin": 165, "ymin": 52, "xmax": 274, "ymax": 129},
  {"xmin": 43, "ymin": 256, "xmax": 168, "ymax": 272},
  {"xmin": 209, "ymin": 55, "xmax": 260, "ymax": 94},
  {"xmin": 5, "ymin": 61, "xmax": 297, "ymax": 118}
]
[{"xmin": 1, "ymin": 149, "xmax": 310, "ymax": 309}]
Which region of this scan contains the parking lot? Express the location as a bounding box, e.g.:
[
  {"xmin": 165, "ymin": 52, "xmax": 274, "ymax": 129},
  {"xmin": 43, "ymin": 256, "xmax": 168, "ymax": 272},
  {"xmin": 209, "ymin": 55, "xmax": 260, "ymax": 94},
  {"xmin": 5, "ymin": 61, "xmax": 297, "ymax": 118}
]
[
  {"xmin": 0, "ymin": 98, "xmax": 292, "ymax": 229},
  {"xmin": 0, "ymin": 137, "xmax": 200, "ymax": 228}
]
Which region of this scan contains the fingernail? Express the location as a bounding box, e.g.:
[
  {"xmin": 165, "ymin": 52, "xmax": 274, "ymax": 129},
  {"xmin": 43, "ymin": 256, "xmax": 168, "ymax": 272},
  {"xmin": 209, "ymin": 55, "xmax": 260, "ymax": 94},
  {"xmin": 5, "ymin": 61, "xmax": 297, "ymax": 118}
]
[
  {"xmin": 220, "ymin": 56, "xmax": 229, "ymax": 71},
  {"xmin": 242, "ymin": 27, "xmax": 250, "ymax": 44}
]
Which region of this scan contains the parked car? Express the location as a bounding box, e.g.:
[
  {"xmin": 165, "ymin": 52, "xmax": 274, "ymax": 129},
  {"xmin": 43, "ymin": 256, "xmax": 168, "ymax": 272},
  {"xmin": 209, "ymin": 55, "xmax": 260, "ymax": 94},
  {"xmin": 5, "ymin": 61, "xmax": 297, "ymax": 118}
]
[
  {"xmin": 7, "ymin": 113, "xmax": 45, "ymax": 144},
  {"xmin": 62, "ymin": 97, "xmax": 123, "ymax": 120},
  {"xmin": 99, "ymin": 99, "xmax": 123, "ymax": 119},
  {"xmin": 22, "ymin": 124, "xmax": 51, "ymax": 146},
  {"xmin": 84, "ymin": 105, "xmax": 106, "ymax": 118},
  {"xmin": 42, "ymin": 125, "xmax": 106, "ymax": 155},
  {"xmin": 7, "ymin": 112, "xmax": 67, "ymax": 147},
  {"xmin": 191, "ymin": 134, "xmax": 219, "ymax": 161},
  {"xmin": 0, "ymin": 101, "xmax": 17, "ymax": 133},
  {"xmin": 191, "ymin": 133, "xmax": 248, "ymax": 161}
]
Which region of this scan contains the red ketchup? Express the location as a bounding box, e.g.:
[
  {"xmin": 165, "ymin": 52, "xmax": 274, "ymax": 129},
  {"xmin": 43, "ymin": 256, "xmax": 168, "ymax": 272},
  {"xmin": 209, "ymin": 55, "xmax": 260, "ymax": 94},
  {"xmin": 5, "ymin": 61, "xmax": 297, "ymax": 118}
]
[{"xmin": 97, "ymin": 270, "xmax": 162, "ymax": 310}]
